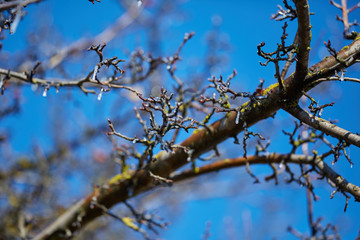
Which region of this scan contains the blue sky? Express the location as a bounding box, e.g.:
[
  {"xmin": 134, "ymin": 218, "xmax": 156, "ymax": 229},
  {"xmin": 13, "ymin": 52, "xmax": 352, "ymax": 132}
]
[{"xmin": 1, "ymin": 0, "xmax": 360, "ymax": 239}]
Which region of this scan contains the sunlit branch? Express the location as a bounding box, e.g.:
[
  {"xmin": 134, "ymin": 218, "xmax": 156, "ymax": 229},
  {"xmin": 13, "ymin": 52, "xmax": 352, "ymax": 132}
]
[
  {"xmin": 0, "ymin": 0, "xmax": 41, "ymax": 11},
  {"xmin": 285, "ymin": 105, "xmax": 360, "ymax": 148},
  {"xmin": 312, "ymin": 76, "xmax": 360, "ymax": 85}
]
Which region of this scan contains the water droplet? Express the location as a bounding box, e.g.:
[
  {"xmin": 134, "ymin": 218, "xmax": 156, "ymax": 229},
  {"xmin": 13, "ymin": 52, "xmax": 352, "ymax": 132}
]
[
  {"xmin": 97, "ymin": 88, "xmax": 103, "ymax": 101},
  {"xmin": 137, "ymin": 0, "xmax": 142, "ymax": 7},
  {"xmin": 42, "ymin": 89, "xmax": 48, "ymax": 97},
  {"xmin": 279, "ymin": 161, "xmax": 284, "ymax": 168},
  {"xmin": 340, "ymin": 70, "xmax": 344, "ymax": 81}
]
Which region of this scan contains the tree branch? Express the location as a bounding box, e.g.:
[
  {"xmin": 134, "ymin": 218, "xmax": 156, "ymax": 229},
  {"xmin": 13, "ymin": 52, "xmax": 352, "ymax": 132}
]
[
  {"xmin": 31, "ymin": 8, "xmax": 360, "ymax": 240},
  {"xmin": 46, "ymin": 2, "xmax": 142, "ymax": 69},
  {"xmin": 33, "ymin": 152, "xmax": 360, "ymax": 240},
  {"xmin": 311, "ymin": 76, "xmax": 360, "ymax": 85},
  {"xmin": 0, "ymin": 68, "xmax": 137, "ymax": 95},
  {"xmin": 171, "ymin": 153, "xmax": 360, "ymax": 202},
  {"xmin": 285, "ymin": 105, "xmax": 360, "ymax": 148},
  {"xmin": 305, "ymin": 33, "xmax": 360, "ymax": 90},
  {"xmin": 281, "ymin": 31, "xmax": 299, "ymax": 79},
  {"xmin": 330, "ymin": 0, "xmax": 360, "ymax": 39},
  {"xmin": 0, "ymin": 0, "xmax": 41, "ymax": 11},
  {"xmin": 291, "ymin": 0, "xmax": 311, "ymax": 93}
]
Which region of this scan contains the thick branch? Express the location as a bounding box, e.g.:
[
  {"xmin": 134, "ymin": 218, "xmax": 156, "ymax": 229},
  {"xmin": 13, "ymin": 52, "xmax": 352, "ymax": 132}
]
[
  {"xmin": 291, "ymin": 0, "xmax": 311, "ymax": 93},
  {"xmin": 34, "ymin": 153, "xmax": 360, "ymax": 240},
  {"xmin": 285, "ymin": 105, "xmax": 360, "ymax": 148}
]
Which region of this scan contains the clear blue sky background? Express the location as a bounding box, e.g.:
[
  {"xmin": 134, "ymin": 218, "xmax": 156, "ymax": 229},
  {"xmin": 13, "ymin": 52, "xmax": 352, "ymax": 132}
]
[{"xmin": 1, "ymin": 0, "xmax": 360, "ymax": 239}]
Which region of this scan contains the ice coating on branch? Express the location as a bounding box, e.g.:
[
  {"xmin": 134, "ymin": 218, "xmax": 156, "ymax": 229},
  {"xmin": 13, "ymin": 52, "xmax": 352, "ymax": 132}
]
[
  {"xmin": 10, "ymin": 8, "xmax": 22, "ymax": 34},
  {"xmin": 92, "ymin": 65, "xmax": 99, "ymax": 81}
]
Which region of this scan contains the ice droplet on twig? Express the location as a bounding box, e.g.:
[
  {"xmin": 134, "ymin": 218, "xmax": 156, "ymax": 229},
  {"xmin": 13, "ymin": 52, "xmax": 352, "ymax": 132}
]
[
  {"xmin": 97, "ymin": 88, "xmax": 104, "ymax": 101},
  {"xmin": 279, "ymin": 160, "xmax": 284, "ymax": 169},
  {"xmin": 42, "ymin": 88, "xmax": 48, "ymax": 97},
  {"xmin": 340, "ymin": 70, "xmax": 344, "ymax": 81}
]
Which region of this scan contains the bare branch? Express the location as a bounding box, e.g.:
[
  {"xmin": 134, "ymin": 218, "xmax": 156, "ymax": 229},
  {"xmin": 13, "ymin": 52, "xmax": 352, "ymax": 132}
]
[
  {"xmin": 30, "ymin": 31, "xmax": 360, "ymax": 239},
  {"xmin": 0, "ymin": 67, "xmax": 136, "ymax": 96},
  {"xmin": 46, "ymin": 2, "xmax": 142, "ymax": 69},
  {"xmin": 305, "ymin": 34, "xmax": 360, "ymax": 90},
  {"xmin": 171, "ymin": 154, "xmax": 360, "ymax": 202},
  {"xmin": 330, "ymin": 0, "xmax": 360, "ymax": 39},
  {"xmin": 23, "ymin": 4, "xmax": 360, "ymax": 238},
  {"xmin": 0, "ymin": 0, "xmax": 42, "ymax": 11},
  {"xmin": 285, "ymin": 105, "xmax": 360, "ymax": 148},
  {"xmin": 312, "ymin": 76, "xmax": 360, "ymax": 85},
  {"xmin": 292, "ymin": 0, "xmax": 311, "ymax": 93},
  {"xmin": 281, "ymin": 31, "xmax": 299, "ymax": 79}
]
